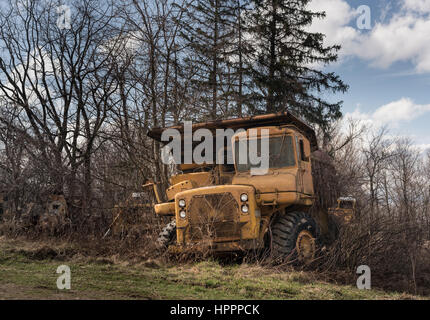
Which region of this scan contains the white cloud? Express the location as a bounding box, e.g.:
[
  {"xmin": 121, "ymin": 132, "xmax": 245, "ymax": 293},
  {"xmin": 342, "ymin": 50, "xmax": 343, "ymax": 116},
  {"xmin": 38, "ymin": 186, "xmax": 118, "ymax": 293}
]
[
  {"xmin": 415, "ymin": 143, "xmax": 430, "ymax": 153},
  {"xmin": 403, "ymin": 0, "xmax": 430, "ymax": 13},
  {"xmin": 372, "ymin": 98, "xmax": 430, "ymax": 124},
  {"xmin": 308, "ymin": 0, "xmax": 430, "ymax": 73},
  {"xmin": 346, "ymin": 98, "xmax": 430, "ymax": 128},
  {"xmin": 308, "ymin": 0, "xmax": 361, "ymax": 56},
  {"xmin": 342, "ymin": 98, "xmax": 430, "ymax": 154},
  {"xmin": 359, "ymin": 15, "xmax": 430, "ymax": 72}
]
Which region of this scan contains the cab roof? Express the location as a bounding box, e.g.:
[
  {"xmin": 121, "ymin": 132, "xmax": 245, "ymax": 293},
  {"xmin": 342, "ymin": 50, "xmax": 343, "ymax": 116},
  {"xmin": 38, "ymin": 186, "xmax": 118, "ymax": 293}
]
[
  {"xmin": 339, "ymin": 197, "xmax": 356, "ymax": 202},
  {"xmin": 147, "ymin": 112, "xmax": 318, "ymax": 151}
]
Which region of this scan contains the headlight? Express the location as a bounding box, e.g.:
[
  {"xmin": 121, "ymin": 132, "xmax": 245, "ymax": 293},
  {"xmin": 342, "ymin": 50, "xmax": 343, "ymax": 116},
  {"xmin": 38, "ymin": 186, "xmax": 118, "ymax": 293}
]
[
  {"xmin": 178, "ymin": 199, "xmax": 186, "ymax": 208},
  {"xmin": 240, "ymin": 193, "xmax": 248, "ymax": 202},
  {"xmin": 241, "ymin": 205, "xmax": 249, "ymax": 214},
  {"xmin": 179, "ymin": 210, "xmax": 186, "ymax": 219}
]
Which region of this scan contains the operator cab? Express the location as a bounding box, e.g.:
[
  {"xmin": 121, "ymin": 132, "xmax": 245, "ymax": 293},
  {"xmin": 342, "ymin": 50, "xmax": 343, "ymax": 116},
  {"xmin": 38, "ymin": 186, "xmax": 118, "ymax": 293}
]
[
  {"xmin": 337, "ymin": 197, "xmax": 356, "ymax": 210},
  {"xmin": 231, "ymin": 126, "xmax": 314, "ymax": 198}
]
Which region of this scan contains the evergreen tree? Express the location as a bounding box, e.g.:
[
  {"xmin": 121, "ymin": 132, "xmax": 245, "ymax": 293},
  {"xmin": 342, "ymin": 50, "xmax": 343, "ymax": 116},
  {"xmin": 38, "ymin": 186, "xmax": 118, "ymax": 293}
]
[
  {"xmin": 248, "ymin": 0, "xmax": 348, "ymax": 130},
  {"xmin": 177, "ymin": 0, "xmax": 237, "ymax": 120},
  {"xmin": 225, "ymin": 0, "xmax": 254, "ymax": 117}
]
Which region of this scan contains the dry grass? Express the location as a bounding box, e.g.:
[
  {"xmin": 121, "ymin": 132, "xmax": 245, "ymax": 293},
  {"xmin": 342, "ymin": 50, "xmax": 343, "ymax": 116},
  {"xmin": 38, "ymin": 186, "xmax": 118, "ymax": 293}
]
[{"xmin": 0, "ymin": 236, "xmax": 424, "ymax": 300}]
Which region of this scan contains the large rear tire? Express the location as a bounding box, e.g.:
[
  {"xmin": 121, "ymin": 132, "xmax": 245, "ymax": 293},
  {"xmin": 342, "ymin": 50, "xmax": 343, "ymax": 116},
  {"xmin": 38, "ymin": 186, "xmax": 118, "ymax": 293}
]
[
  {"xmin": 156, "ymin": 220, "xmax": 176, "ymax": 249},
  {"xmin": 270, "ymin": 211, "xmax": 318, "ymax": 263}
]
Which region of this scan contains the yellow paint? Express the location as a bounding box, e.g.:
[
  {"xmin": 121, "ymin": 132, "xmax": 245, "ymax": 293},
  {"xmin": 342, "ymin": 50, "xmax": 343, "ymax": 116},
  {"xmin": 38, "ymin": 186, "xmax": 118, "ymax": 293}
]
[
  {"xmin": 154, "ymin": 202, "xmax": 175, "ymax": 216},
  {"xmin": 153, "ymin": 123, "xmax": 318, "ymax": 253}
]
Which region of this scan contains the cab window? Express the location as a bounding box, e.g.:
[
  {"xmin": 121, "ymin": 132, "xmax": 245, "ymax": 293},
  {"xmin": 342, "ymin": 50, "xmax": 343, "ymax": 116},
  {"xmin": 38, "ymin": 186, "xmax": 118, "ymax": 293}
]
[{"xmin": 234, "ymin": 135, "xmax": 296, "ymax": 172}]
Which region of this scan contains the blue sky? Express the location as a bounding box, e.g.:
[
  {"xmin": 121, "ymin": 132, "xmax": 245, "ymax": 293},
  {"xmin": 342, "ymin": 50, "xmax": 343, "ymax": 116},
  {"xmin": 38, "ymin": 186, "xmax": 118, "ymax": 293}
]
[{"xmin": 309, "ymin": 0, "xmax": 430, "ymax": 150}]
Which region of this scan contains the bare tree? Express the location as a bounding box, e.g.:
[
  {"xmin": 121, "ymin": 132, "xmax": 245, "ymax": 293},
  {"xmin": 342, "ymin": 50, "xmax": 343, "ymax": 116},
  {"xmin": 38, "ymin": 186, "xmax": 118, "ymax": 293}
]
[
  {"xmin": 389, "ymin": 138, "xmax": 421, "ymax": 223},
  {"xmin": 362, "ymin": 127, "xmax": 393, "ymax": 220},
  {"xmin": 109, "ymin": 0, "xmax": 196, "ymax": 190},
  {"xmin": 0, "ymin": 0, "xmax": 125, "ymax": 219}
]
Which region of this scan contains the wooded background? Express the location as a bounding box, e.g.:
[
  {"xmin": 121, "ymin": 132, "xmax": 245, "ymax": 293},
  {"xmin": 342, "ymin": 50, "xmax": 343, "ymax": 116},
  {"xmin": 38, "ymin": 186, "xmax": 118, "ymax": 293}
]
[
  {"xmin": 0, "ymin": 0, "xmax": 428, "ymax": 252},
  {"xmin": 1, "ymin": 0, "xmax": 430, "ymax": 294}
]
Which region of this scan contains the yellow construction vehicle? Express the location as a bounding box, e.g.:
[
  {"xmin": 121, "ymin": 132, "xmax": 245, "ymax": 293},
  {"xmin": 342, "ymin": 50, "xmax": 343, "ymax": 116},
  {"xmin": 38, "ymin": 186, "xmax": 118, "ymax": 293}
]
[
  {"xmin": 328, "ymin": 197, "xmax": 356, "ymax": 224},
  {"xmin": 147, "ymin": 112, "xmax": 335, "ymax": 262}
]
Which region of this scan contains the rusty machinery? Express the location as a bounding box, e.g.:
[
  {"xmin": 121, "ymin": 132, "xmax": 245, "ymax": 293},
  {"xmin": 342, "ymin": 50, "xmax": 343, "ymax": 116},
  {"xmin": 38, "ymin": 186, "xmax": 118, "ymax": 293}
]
[
  {"xmin": 328, "ymin": 197, "xmax": 356, "ymax": 224},
  {"xmin": 144, "ymin": 112, "xmax": 348, "ymax": 262}
]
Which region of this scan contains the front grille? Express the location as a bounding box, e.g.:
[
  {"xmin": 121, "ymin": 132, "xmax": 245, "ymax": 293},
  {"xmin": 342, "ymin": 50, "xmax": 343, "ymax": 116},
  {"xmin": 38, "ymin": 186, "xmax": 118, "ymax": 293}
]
[{"xmin": 188, "ymin": 193, "xmax": 240, "ymax": 241}]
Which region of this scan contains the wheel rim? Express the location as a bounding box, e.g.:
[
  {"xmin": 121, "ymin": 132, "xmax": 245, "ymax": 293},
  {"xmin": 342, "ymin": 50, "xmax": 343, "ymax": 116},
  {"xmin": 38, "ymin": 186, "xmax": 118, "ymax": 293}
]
[{"xmin": 296, "ymin": 230, "xmax": 316, "ymax": 263}]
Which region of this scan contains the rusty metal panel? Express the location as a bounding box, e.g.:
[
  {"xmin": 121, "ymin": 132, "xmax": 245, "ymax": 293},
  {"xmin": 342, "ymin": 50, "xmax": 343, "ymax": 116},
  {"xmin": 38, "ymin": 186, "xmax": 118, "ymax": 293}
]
[
  {"xmin": 147, "ymin": 112, "xmax": 318, "ymax": 152},
  {"xmin": 187, "ymin": 193, "xmax": 241, "ymax": 241}
]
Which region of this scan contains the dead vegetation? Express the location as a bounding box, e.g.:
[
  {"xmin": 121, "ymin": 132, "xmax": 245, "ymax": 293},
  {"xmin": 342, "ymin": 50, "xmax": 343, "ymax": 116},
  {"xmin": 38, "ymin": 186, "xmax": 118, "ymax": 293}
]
[
  {"xmin": 2, "ymin": 236, "xmax": 424, "ymax": 300},
  {"xmin": 0, "ymin": 0, "xmax": 429, "ymax": 299},
  {"xmin": 1, "ymin": 124, "xmax": 429, "ymax": 297}
]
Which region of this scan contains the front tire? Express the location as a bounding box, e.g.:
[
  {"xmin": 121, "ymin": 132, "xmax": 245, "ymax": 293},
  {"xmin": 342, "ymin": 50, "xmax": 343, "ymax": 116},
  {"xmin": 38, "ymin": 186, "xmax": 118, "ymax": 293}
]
[
  {"xmin": 270, "ymin": 211, "xmax": 318, "ymax": 263},
  {"xmin": 156, "ymin": 220, "xmax": 176, "ymax": 249}
]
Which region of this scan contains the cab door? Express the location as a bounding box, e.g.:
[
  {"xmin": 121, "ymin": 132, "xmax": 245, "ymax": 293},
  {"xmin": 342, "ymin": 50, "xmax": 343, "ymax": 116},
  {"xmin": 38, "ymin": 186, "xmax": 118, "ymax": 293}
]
[
  {"xmin": 294, "ymin": 136, "xmax": 304, "ymax": 193},
  {"xmin": 295, "ymin": 135, "xmax": 313, "ymax": 195}
]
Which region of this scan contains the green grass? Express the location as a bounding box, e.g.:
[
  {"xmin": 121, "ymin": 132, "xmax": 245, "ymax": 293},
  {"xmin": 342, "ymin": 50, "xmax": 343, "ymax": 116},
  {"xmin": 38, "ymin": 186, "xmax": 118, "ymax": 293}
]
[{"xmin": 0, "ymin": 238, "xmax": 423, "ymax": 300}]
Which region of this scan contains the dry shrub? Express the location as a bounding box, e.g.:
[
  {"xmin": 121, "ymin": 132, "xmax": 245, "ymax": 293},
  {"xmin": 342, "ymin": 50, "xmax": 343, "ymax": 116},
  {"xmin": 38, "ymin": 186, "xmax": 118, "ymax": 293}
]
[
  {"xmin": 0, "ymin": 219, "xmax": 22, "ymax": 238},
  {"xmin": 0, "ymin": 201, "xmax": 169, "ymax": 262},
  {"xmin": 78, "ymin": 204, "xmax": 169, "ymax": 260},
  {"xmin": 320, "ymin": 215, "xmax": 428, "ymax": 294}
]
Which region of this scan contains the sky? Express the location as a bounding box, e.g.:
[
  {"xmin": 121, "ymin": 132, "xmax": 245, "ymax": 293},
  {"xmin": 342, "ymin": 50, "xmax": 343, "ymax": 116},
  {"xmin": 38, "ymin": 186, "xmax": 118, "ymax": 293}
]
[
  {"xmin": 0, "ymin": 0, "xmax": 428, "ymax": 151},
  {"xmin": 308, "ymin": 0, "xmax": 430, "ymax": 152}
]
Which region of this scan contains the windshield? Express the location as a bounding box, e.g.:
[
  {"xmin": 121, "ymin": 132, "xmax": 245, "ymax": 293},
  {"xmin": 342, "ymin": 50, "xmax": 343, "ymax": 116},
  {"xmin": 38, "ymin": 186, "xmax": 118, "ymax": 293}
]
[
  {"xmin": 339, "ymin": 201, "xmax": 354, "ymax": 209},
  {"xmin": 234, "ymin": 135, "xmax": 296, "ymax": 172}
]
